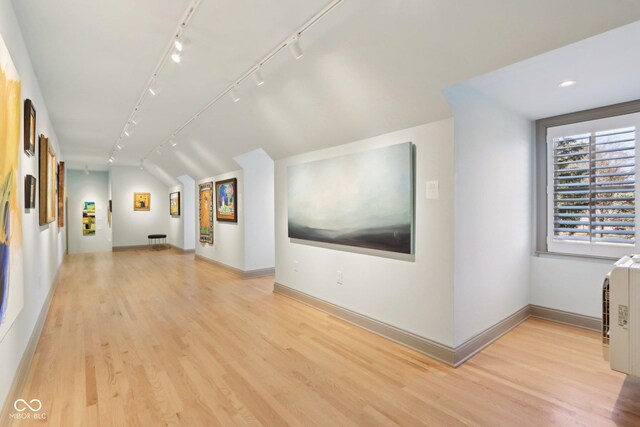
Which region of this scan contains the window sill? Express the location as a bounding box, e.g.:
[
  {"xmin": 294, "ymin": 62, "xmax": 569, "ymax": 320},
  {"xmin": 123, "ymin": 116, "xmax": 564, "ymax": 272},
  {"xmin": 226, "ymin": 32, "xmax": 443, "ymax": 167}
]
[{"xmin": 534, "ymin": 251, "xmax": 619, "ymax": 263}]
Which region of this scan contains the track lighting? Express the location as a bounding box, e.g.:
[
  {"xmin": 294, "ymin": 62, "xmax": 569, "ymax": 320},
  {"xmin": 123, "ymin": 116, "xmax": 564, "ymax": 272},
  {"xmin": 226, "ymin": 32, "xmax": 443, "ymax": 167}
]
[
  {"xmin": 116, "ymin": 144, "xmax": 123, "ymax": 150},
  {"xmin": 108, "ymin": 157, "xmax": 114, "ymax": 163},
  {"xmin": 139, "ymin": 161, "xmax": 144, "ymax": 170},
  {"xmin": 171, "ymin": 52, "xmax": 181, "ymax": 63},
  {"xmin": 288, "ymin": 36, "xmax": 303, "ymax": 60},
  {"xmin": 252, "ymin": 69, "xmax": 265, "ymax": 86},
  {"xmin": 148, "ymin": 81, "xmax": 161, "ymax": 96},
  {"xmin": 229, "ymin": 88, "xmax": 241, "ymax": 103},
  {"xmin": 174, "ymin": 39, "xmax": 184, "ymax": 52},
  {"xmin": 156, "ymin": 147, "xmax": 162, "ymax": 156},
  {"xmin": 170, "ymin": 140, "xmax": 178, "ymax": 147},
  {"xmin": 130, "ymin": 113, "xmax": 141, "ymax": 126},
  {"xmin": 124, "ymin": 127, "xmax": 133, "ymax": 137}
]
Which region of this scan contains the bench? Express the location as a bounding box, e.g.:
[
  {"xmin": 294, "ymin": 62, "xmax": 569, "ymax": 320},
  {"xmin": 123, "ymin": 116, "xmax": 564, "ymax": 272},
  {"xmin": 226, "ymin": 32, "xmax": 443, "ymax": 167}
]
[{"xmin": 148, "ymin": 234, "xmax": 167, "ymax": 251}]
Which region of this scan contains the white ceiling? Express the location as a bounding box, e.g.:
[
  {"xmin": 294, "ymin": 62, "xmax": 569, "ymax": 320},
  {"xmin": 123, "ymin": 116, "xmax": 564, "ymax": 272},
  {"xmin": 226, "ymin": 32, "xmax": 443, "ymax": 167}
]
[
  {"xmin": 457, "ymin": 20, "xmax": 640, "ymax": 120},
  {"xmin": 12, "ymin": 0, "xmax": 640, "ymax": 180}
]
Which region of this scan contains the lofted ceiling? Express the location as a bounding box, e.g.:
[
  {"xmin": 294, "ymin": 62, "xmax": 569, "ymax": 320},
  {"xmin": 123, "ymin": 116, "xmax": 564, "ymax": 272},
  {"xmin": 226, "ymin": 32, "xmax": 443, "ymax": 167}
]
[{"xmin": 12, "ymin": 0, "xmax": 640, "ymax": 181}]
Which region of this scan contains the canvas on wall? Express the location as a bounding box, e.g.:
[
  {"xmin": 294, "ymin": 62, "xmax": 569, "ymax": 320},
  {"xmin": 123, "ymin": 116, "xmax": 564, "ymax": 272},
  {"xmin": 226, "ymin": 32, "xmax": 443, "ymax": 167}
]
[
  {"xmin": 287, "ymin": 142, "xmax": 414, "ymax": 254},
  {"xmin": 215, "ymin": 178, "xmax": 237, "ymax": 223},
  {"xmin": 134, "ymin": 192, "xmax": 150, "ymax": 211},
  {"xmin": 58, "ymin": 161, "xmax": 65, "ymax": 227},
  {"xmin": 0, "ymin": 32, "xmax": 25, "ymax": 341},
  {"xmin": 24, "ymin": 175, "xmax": 36, "ymax": 209},
  {"xmin": 82, "ymin": 201, "xmax": 96, "ymax": 236},
  {"xmin": 38, "ymin": 134, "xmax": 56, "ymax": 225},
  {"xmin": 24, "ymin": 98, "xmax": 35, "ymax": 156},
  {"xmin": 199, "ymin": 182, "xmax": 213, "ymax": 244},
  {"xmin": 170, "ymin": 191, "xmax": 180, "ymax": 216}
]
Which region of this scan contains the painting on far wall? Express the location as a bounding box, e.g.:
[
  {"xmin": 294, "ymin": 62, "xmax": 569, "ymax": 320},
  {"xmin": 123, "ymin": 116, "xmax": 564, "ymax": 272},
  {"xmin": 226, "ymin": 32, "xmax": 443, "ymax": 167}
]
[
  {"xmin": 38, "ymin": 134, "xmax": 57, "ymax": 225},
  {"xmin": 24, "ymin": 175, "xmax": 36, "ymax": 209},
  {"xmin": 57, "ymin": 161, "xmax": 65, "ymax": 228},
  {"xmin": 170, "ymin": 191, "xmax": 180, "ymax": 216},
  {"xmin": 215, "ymin": 178, "xmax": 237, "ymax": 223},
  {"xmin": 134, "ymin": 192, "xmax": 150, "ymax": 211},
  {"xmin": 82, "ymin": 201, "xmax": 96, "ymax": 236},
  {"xmin": 287, "ymin": 142, "xmax": 415, "ymax": 254},
  {"xmin": 0, "ymin": 32, "xmax": 25, "ymax": 341},
  {"xmin": 199, "ymin": 182, "xmax": 213, "ymax": 244}
]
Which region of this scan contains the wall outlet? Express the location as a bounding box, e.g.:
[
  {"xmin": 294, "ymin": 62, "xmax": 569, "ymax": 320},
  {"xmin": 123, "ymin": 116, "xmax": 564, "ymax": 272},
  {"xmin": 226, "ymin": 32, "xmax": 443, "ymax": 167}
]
[
  {"xmin": 294, "ymin": 261, "xmax": 299, "ymax": 272},
  {"xmin": 337, "ymin": 270, "xmax": 343, "ymax": 284}
]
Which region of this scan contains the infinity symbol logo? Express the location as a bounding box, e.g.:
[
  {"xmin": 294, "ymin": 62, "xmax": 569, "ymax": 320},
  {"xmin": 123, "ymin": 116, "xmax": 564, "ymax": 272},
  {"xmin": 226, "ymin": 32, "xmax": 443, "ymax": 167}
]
[{"xmin": 14, "ymin": 399, "xmax": 42, "ymax": 412}]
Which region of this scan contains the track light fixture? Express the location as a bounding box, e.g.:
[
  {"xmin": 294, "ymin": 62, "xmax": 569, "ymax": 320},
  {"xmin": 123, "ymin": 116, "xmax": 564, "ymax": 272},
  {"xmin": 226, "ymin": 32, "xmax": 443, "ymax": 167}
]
[
  {"xmin": 116, "ymin": 144, "xmax": 123, "ymax": 150},
  {"xmin": 252, "ymin": 68, "xmax": 265, "ymax": 86},
  {"xmin": 148, "ymin": 81, "xmax": 161, "ymax": 96},
  {"xmin": 124, "ymin": 127, "xmax": 133, "ymax": 137},
  {"xmin": 171, "ymin": 52, "xmax": 181, "ymax": 63},
  {"xmin": 108, "ymin": 157, "xmax": 114, "ymax": 163},
  {"xmin": 288, "ymin": 36, "xmax": 303, "ymax": 60},
  {"xmin": 229, "ymin": 87, "xmax": 241, "ymax": 103}
]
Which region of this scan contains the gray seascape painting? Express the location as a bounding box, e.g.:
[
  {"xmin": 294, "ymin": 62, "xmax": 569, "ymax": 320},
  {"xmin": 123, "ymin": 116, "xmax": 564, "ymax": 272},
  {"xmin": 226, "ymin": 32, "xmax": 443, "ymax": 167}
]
[{"xmin": 287, "ymin": 142, "xmax": 414, "ymax": 254}]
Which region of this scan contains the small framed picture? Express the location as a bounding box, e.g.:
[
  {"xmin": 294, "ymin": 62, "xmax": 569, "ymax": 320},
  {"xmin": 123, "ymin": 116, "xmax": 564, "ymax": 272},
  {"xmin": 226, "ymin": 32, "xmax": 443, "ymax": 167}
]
[
  {"xmin": 134, "ymin": 192, "xmax": 150, "ymax": 211},
  {"xmin": 24, "ymin": 99, "xmax": 36, "ymax": 156},
  {"xmin": 25, "ymin": 174, "xmax": 36, "ymax": 209},
  {"xmin": 170, "ymin": 191, "xmax": 180, "ymax": 216},
  {"xmin": 215, "ymin": 178, "xmax": 237, "ymax": 223}
]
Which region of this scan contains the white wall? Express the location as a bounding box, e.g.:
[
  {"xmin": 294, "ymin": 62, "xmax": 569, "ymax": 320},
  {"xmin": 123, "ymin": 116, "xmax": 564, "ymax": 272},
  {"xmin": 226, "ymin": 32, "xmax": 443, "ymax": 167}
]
[
  {"xmin": 0, "ymin": 0, "xmax": 65, "ymax": 411},
  {"xmin": 67, "ymin": 170, "xmax": 111, "ymax": 253},
  {"xmin": 234, "ymin": 149, "xmax": 275, "ymax": 271},
  {"xmin": 445, "ymin": 85, "xmax": 532, "ymax": 346},
  {"xmin": 177, "ymin": 175, "xmax": 196, "ymax": 251},
  {"xmin": 196, "ymin": 171, "xmax": 245, "ymax": 270},
  {"xmin": 531, "ymin": 256, "xmax": 611, "ymax": 317},
  {"xmin": 275, "ymin": 119, "xmax": 455, "ymax": 346},
  {"xmin": 168, "ymin": 184, "xmax": 184, "ymax": 249},
  {"xmin": 110, "ymin": 166, "xmax": 169, "ymax": 247}
]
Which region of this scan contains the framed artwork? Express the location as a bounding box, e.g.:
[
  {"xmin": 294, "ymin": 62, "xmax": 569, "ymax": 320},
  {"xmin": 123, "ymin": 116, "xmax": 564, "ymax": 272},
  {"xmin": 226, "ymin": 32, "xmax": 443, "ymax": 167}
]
[
  {"xmin": 215, "ymin": 178, "xmax": 237, "ymax": 223},
  {"xmin": 82, "ymin": 201, "xmax": 96, "ymax": 236},
  {"xmin": 24, "ymin": 175, "xmax": 36, "ymax": 209},
  {"xmin": 288, "ymin": 142, "xmax": 415, "ymax": 254},
  {"xmin": 0, "ymin": 32, "xmax": 25, "ymax": 342},
  {"xmin": 57, "ymin": 161, "xmax": 65, "ymax": 228},
  {"xmin": 170, "ymin": 191, "xmax": 180, "ymax": 216},
  {"xmin": 38, "ymin": 134, "xmax": 57, "ymax": 225},
  {"xmin": 134, "ymin": 192, "xmax": 150, "ymax": 211},
  {"xmin": 24, "ymin": 98, "xmax": 36, "ymax": 156},
  {"xmin": 199, "ymin": 182, "xmax": 213, "ymax": 244},
  {"xmin": 107, "ymin": 200, "xmax": 112, "ymax": 227}
]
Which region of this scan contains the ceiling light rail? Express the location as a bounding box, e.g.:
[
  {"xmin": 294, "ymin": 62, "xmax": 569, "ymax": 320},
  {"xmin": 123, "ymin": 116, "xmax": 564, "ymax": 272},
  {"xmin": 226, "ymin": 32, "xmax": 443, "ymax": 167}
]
[
  {"xmin": 107, "ymin": 0, "xmax": 202, "ymax": 163},
  {"xmin": 141, "ymin": 0, "xmax": 345, "ymax": 161}
]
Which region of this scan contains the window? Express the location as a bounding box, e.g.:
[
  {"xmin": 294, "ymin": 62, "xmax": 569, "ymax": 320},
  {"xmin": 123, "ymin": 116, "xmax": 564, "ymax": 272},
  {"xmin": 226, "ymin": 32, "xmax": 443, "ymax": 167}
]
[{"xmin": 546, "ymin": 112, "xmax": 640, "ymax": 257}]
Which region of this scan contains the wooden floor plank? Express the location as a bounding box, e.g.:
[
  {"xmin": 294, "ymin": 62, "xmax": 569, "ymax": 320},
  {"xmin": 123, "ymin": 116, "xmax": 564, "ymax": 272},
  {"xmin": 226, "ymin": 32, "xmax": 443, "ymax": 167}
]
[{"xmin": 10, "ymin": 249, "xmax": 640, "ymax": 426}]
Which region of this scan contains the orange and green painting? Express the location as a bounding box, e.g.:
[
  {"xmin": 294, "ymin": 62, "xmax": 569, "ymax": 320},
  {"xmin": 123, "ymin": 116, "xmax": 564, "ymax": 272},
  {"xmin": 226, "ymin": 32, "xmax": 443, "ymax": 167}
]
[
  {"xmin": 0, "ymin": 33, "xmax": 24, "ymax": 341},
  {"xmin": 199, "ymin": 182, "xmax": 213, "ymax": 244}
]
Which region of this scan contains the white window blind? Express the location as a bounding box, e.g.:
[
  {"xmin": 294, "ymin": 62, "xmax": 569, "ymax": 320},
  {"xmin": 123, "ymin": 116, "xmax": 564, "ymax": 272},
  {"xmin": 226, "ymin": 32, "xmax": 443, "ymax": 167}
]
[{"xmin": 547, "ymin": 113, "xmax": 640, "ymax": 257}]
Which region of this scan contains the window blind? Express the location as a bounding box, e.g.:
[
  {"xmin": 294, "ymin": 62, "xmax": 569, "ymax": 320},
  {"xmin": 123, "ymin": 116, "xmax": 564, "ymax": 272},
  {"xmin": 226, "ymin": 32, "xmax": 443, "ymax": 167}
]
[{"xmin": 552, "ymin": 126, "xmax": 636, "ymax": 245}]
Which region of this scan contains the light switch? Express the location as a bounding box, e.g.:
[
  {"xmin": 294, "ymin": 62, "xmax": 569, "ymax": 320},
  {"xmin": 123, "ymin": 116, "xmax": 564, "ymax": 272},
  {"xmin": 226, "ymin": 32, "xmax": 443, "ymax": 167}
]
[{"xmin": 426, "ymin": 180, "xmax": 439, "ymax": 199}]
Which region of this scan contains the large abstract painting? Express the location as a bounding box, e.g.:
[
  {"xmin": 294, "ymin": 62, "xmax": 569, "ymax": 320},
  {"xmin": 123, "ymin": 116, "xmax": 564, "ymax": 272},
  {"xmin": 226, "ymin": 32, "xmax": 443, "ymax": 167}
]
[
  {"xmin": 288, "ymin": 142, "xmax": 414, "ymax": 254},
  {"xmin": 38, "ymin": 134, "xmax": 56, "ymax": 225},
  {"xmin": 0, "ymin": 32, "xmax": 24, "ymax": 341},
  {"xmin": 82, "ymin": 201, "xmax": 96, "ymax": 236},
  {"xmin": 215, "ymin": 178, "xmax": 237, "ymax": 223},
  {"xmin": 199, "ymin": 182, "xmax": 213, "ymax": 244}
]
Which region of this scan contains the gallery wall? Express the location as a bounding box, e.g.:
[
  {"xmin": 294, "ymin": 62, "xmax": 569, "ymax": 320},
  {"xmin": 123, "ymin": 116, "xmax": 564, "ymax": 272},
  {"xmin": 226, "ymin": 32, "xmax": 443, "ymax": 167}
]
[
  {"xmin": 177, "ymin": 175, "xmax": 196, "ymax": 251},
  {"xmin": 67, "ymin": 170, "xmax": 112, "ymax": 254},
  {"xmin": 445, "ymin": 85, "xmax": 532, "ymax": 347},
  {"xmin": 0, "ymin": 0, "xmax": 65, "ymax": 412},
  {"xmin": 110, "ymin": 166, "xmax": 170, "ymax": 248},
  {"xmin": 275, "ymin": 119, "xmax": 456, "ymax": 347},
  {"xmin": 196, "ymin": 171, "xmax": 245, "ymax": 270}
]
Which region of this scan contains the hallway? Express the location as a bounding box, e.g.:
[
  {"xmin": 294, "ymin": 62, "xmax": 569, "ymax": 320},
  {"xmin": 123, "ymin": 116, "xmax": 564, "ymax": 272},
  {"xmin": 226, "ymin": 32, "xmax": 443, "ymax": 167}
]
[{"xmin": 13, "ymin": 250, "xmax": 640, "ymax": 426}]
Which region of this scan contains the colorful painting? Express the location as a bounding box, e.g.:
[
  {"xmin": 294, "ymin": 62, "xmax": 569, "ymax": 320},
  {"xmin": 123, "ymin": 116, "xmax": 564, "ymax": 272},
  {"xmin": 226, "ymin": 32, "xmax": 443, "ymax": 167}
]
[
  {"xmin": 170, "ymin": 191, "xmax": 180, "ymax": 216},
  {"xmin": 24, "ymin": 175, "xmax": 36, "ymax": 209},
  {"xmin": 38, "ymin": 134, "xmax": 56, "ymax": 225},
  {"xmin": 57, "ymin": 161, "xmax": 65, "ymax": 227},
  {"xmin": 24, "ymin": 98, "xmax": 35, "ymax": 156},
  {"xmin": 215, "ymin": 178, "xmax": 237, "ymax": 223},
  {"xmin": 82, "ymin": 201, "xmax": 96, "ymax": 236},
  {"xmin": 199, "ymin": 182, "xmax": 213, "ymax": 244},
  {"xmin": 287, "ymin": 142, "xmax": 414, "ymax": 254},
  {"xmin": 0, "ymin": 32, "xmax": 24, "ymax": 341},
  {"xmin": 134, "ymin": 192, "xmax": 150, "ymax": 211}
]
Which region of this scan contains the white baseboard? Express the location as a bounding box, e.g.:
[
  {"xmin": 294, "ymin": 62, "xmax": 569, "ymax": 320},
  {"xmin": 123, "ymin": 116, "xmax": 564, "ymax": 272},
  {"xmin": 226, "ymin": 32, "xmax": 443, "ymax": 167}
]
[{"xmin": 194, "ymin": 255, "xmax": 274, "ymax": 279}]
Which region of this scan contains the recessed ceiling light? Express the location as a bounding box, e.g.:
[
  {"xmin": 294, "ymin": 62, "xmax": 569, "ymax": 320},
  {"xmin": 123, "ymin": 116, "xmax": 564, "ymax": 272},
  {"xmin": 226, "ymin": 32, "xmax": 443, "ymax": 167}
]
[{"xmin": 559, "ymin": 80, "xmax": 577, "ymax": 88}]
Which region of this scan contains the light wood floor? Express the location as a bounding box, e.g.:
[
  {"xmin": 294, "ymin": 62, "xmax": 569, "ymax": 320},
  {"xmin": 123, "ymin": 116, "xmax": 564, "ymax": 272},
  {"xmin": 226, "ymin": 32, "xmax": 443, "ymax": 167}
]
[{"xmin": 12, "ymin": 249, "xmax": 640, "ymax": 426}]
